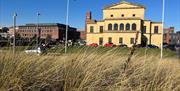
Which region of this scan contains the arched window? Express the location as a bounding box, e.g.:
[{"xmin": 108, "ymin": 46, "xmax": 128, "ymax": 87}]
[
  {"xmin": 108, "ymin": 23, "xmax": 112, "ymax": 31},
  {"xmin": 114, "ymin": 23, "xmax": 118, "ymax": 31},
  {"xmin": 120, "ymin": 23, "xmax": 124, "ymax": 31},
  {"xmin": 132, "ymin": 23, "xmax": 136, "ymax": 31},
  {"xmin": 126, "ymin": 23, "xmax": 130, "ymax": 30}
]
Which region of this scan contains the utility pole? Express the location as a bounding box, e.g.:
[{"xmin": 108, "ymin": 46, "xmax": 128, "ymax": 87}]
[
  {"xmin": 161, "ymin": 0, "xmax": 165, "ymax": 59},
  {"xmin": 13, "ymin": 13, "xmax": 17, "ymax": 54},
  {"xmin": 65, "ymin": 0, "xmax": 70, "ymax": 54},
  {"xmin": 37, "ymin": 12, "xmax": 40, "ymax": 47}
]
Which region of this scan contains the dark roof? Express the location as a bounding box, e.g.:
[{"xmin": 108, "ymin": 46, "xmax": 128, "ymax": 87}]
[
  {"xmin": 144, "ymin": 20, "xmax": 151, "ymax": 21},
  {"xmin": 151, "ymin": 22, "xmax": 162, "ymax": 24},
  {"xmin": 24, "ymin": 23, "xmax": 66, "ymax": 27},
  {"xmin": 17, "ymin": 23, "xmax": 77, "ymax": 31},
  {"xmin": 17, "ymin": 23, "xmax": 72, "ymax": 29},
  {"xmin": 103, "ymin": 1, "xmax": 145, "ymax": 10}
]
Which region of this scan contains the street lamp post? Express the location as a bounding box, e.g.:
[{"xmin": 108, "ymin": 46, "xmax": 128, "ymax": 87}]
[
  {"xmin": 65, "ymin": 0, "xmax": 70, "ymax": 54},
  {"xmin": 13, "ymin": 13, "xmax": 17, "ymax": 54},
  {"xmin": 37, "ymin": 12, "xmax": 40, "ymax": 46},
  {"xmin": 161, "ymin": 0, "xmax": 165, "ymax": 59}
]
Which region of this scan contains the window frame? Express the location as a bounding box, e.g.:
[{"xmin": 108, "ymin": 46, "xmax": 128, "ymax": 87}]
[
  {"xmin": 108, "ymin": 23, "xmax": 113, "ymax": 31},
  {"xmin": 132, "ymin": 23, "xmax": 137, "ymax": 31},
  {"xmin": 108, "ymin": 37, "xmax": 112, "ymax": 43},
  {"xmin": 130, "ymin": 38, "xmax": 135, "ymax": 44},
  {"xmin": 119, "ymin": 37, "xmax": 123, "ymax": 44},
  {"xmin": 133, "ymin": 14, "xmax": 136, "ymax": 17},
  {"xmin": 99, "ymin": 37, "xmax": 103, "ymax": 45},
  {"xmin": 120, "ymin": 23, "xmax": 124, "ymax": 31},
  {"xmin": 99, "ymin": 26, "xmax": 103, "ymax": 33},
  {"xmin": 143, "ymin": 26, "xmax": 146, "ymax": 33},
  {"xmin": 126, "ymin": 23, "xmax": 130, "ymax": 31},
  {"xmin": 114, "ymin": 23, "xmax": 118, "ymax": 31},
  {"xmin": 121, "ymin": 14, "xmax": 124, "ymax": 17},
  {"xmin": 90, "ymin": 26, "xmax": 94, "ymax": 33},
  {"xmin": 154, "ymin": 26, "xmax": 159, "ymax": 33}
]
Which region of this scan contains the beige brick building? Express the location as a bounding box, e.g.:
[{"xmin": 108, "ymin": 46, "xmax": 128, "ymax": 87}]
[{"xmin": 85, "ymin": 1, "xmax": 162, "ymax": 47}]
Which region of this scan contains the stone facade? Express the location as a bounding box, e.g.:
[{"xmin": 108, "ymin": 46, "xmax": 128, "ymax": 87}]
[{"xmin": 85, "ymin": 1, "xmax": 162, "ymax": 47}]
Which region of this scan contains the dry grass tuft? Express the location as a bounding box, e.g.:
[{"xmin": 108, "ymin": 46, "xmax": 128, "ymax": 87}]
[{"xmin": 0, "ymin": 48, "xmax": 180, "ymax": 91}]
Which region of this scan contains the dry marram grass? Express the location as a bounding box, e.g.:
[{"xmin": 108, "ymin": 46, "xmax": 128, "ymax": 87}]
[{"xmin": 0, "ymin": 49, "xmax": 180, "ymax": 91}]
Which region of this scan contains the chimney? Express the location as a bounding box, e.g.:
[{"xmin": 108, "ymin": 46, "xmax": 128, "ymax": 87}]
[
  {"xmin": 86, "ymin": 11, "xmax": 92, "ymax": 22},
  {"xmin": 85, "ymin": 11, "xmax": 92, "ymax": 40}
]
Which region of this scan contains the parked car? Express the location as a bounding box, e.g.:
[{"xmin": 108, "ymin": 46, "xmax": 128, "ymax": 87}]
[
  {"xmin": 104, "ymin": 43, "xmax": 116, "ymax": 47},
  {"xmin": 167, "ymin": 44, "xmax": 176, "ymax": 51},
  {"xmin": 25, "ymin": 45, "xmax": 46, "ymax": 55},
  {"xmin": 88, "ymin": 43, "xmax": 98, "ymax": 47},
  {"xmin": 163, "ymin": 43, "xmax": 168, "ymax": 49},
  {"xmin": 73, "ymin": 39, "xmax": 86, "ymax": 46},
  {"xmin": 146, "ymin": 44, "xmax": 159, "ymax": 48},
  {"xmin": 118, "ymin": 44, "xmax": 128, "ymax": 47}
]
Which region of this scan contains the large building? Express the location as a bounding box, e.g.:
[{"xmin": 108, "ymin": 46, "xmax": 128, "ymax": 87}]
[
  {"xmin": 85, "ymin": 1, "xmax": 162, "ymax": 47},
  {"xmin": 77, "ymin": 30, "xmax": 86, "ymax": 40},
  {"xmin": 164, "ymin": 27, "xmax": 176, "ymax": 45},
  {"xmin": 176, "ymin": 31, "xmax": 180, "ymax": 45},
  {"xmin": 9, "ymin": 23, "xmax": 79, "ymax": 41}
]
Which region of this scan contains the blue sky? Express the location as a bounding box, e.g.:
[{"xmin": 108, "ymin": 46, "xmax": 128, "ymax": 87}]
[{"xmin": 0, "ymin": 0, "xmax": 180, "ymax": 31}]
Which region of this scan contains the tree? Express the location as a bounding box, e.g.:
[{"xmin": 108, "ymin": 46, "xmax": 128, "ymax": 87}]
[
  {"xmin": 2, "ymin": 27, "xmax": 9, "ymax": 33},
  {"xmin": 29, "ymin": 34, "xmax": 37, "ymax": 46},
  {"xmin": 15, "ymin": 33, "xmax": 21, "ymax": 39},
  {"xmin": 0, "ymin": 35, "xmax": 2, "ymax": 40},
  {"xmin": 45, "ymin": 34, "xmax": 52, "ymax": 45}
]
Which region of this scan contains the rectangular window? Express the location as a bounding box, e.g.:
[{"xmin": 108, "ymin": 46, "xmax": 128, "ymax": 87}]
[
  {"xmin": 99, "ymin": 37, "xmax": 103, "ymax": 45},
  {"xmin": 100, "ymin": 26, "xmax": 103, "ymax": 33},
  {"xmin": 130, "ymin": 38, "xmax": 135, "ymax": 44},
  {"xmin": 108, "ymin": 37, "xmax": 112, "ymax": 43},
  {"xmin": 90, "ymin": 26, "xmax": 94, "ymax": 33},
  {"xmin": 143, "ymin": 26, "xmax": 146, "ymax": 33},
  {"xmin": 154, "ymin": 26, "xmax": 159, "ymax": 33},
  {"xmin": 119, "ymin": 37, "xmax": 123, "ymax": 44}
]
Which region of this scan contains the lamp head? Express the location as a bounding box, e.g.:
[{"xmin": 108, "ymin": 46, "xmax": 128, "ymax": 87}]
[
  {"xmin": 14, "ymin": 13, "xmax": 17, "ymax": 17},
  {"xmin": 37, "ymin": 12, "xmax": 41, "ymax": 16}
]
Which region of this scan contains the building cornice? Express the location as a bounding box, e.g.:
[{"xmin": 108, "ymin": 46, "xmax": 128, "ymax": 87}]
[
  {"xmin": 104, "ymin": 17, "xmax": 142, "ymax": 21},
  {"xmin": 104, "ymin": 7, "xmax": 145, "ymax": 10},
  {"xmin": 86, "ymin": 22, "xmax": 97, "ymax": 24},
  {"xmin": 103, "ymin": 1, "xmax": 145, "ymax": 10},
  {"xmin": 87, "ymin": 31, "xmax": 141, "ymax": 34},
  {"xmin": 97, "ymin": 20, "xmax": 104, "ymax": 22}
]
